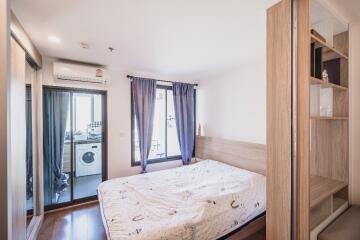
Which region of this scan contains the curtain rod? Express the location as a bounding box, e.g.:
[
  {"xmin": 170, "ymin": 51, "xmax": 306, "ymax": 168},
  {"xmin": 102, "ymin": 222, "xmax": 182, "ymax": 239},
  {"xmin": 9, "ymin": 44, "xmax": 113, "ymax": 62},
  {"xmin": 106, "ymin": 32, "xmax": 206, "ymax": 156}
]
[{"xmin": 126, "ymin": 75, "xmax": 198, "ymax": 86}]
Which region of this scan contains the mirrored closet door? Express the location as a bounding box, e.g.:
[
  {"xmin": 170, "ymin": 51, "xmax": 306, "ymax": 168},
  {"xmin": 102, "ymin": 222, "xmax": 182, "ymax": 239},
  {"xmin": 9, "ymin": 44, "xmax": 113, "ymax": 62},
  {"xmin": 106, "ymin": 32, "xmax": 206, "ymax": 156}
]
[
  {"xmin": 10, "ymin": 10, "xmax": 44, "ymax": 240},
  {"xmin": 25, "ymin": 61, "xmax": 39, "ymax": 237}
]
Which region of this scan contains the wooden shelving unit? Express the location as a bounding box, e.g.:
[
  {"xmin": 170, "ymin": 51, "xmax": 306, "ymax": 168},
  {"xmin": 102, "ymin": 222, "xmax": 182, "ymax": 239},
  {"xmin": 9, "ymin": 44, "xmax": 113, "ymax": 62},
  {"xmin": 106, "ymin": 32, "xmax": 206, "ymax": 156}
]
[{"xmin": 308, "ymin": 2, "xmax": 350, "ymax": 238}]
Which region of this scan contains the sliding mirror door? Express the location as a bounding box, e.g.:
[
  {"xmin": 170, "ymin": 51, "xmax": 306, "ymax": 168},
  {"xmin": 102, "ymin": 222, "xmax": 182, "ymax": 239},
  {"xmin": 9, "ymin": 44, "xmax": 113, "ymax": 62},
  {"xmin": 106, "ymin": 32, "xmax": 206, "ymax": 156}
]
[
  {"xmin": 25, "ymin": 61, "xmax": 39, "ymax": 236},
  {"xmin": 43, "ymin": 87, "xmax": 106, "ymax": 210}
]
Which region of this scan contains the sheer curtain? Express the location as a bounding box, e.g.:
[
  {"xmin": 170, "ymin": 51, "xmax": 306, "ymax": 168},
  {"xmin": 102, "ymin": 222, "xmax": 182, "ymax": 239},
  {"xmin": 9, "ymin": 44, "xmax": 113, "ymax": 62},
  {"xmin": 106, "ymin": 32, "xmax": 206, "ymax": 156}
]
[
  {"xmin": 172, "ymin": 82, "xmax": 195, "ymax": 165},
  {"xmin": 132, "ymin": 77, "xmax": 157, "ymax": 173},
  {"xmin": 43, "ymin": 88, "xmax": 70, "ymax": 205}
]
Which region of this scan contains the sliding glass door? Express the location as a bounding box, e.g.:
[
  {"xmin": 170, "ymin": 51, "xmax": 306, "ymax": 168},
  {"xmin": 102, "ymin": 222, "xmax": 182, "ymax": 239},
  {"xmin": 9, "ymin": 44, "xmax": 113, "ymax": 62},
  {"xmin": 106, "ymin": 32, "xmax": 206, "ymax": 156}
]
[
  {"xmin": 72, "ymin": 92, "xmax": 104, "ymax": 200},
  {"xmin": 43, "ymin": 87, "xmax": 106, "ymax": 210}
]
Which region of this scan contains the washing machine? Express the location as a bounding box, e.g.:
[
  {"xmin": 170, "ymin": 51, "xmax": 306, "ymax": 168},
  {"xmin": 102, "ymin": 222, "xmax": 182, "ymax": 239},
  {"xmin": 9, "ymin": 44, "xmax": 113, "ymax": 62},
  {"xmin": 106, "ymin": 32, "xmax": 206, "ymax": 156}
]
[{"xmin": 75, "ymin": 142, "xmax": 102, "ymax": 177}]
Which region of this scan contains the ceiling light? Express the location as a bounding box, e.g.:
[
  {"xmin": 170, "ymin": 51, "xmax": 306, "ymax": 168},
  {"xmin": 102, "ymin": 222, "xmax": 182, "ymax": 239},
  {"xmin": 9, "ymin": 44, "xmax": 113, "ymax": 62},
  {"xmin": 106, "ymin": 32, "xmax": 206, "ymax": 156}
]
[{"xmin": 48, "ymin": 35, "xmax": 61, "ymax": 44}]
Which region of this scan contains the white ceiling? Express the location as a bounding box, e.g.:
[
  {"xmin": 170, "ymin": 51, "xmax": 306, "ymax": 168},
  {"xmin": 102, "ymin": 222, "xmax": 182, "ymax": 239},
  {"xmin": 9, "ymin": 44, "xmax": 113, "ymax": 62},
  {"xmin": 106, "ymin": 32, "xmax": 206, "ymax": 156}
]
[
  {"xmin": 11, "ymin": 0, "xmax": 278, "ymax": 80},
  {"xmin": 325, "ymin": 0, "xmax": 360, "ymax": 23},
  {"xmin": 312, "ymin": 0, "xmax": 348, "ymax": 34}
]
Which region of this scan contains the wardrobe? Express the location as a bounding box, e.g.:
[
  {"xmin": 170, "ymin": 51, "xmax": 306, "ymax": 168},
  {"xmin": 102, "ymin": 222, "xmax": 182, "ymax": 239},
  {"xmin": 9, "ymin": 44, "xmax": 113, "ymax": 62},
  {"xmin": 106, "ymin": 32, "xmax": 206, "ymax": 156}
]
[
  {"xmin": 2, "ymin": 11, "xmax": 43, "ymax": 240},
  {"xmin": 267, "ymin": 0, "xmax": 355, "ymax": 239}
]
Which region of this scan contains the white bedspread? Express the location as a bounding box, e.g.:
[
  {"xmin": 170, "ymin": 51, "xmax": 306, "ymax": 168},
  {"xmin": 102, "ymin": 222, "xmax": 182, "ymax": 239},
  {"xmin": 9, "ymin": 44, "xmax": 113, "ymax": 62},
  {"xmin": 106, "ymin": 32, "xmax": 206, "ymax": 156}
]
[{"xmin": 98, "ymin": 160, "xmax": 266, "ymax": 240}]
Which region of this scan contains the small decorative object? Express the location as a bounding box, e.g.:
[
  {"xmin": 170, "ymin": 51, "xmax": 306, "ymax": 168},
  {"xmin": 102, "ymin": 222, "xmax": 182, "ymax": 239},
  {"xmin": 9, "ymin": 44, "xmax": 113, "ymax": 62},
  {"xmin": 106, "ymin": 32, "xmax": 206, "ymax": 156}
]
[
  {"xmin": 322, "ymin": 69, "xmax": 329, "ymax": 82},
  {"xmin": 197, "ymin": 123, "xmax": 202, "ymax": 136}
]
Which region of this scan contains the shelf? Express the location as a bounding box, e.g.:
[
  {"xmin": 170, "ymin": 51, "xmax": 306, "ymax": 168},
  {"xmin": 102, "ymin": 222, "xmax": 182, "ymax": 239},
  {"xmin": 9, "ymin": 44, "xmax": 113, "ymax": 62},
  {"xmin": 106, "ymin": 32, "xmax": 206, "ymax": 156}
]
[
  {"xmin": 310, "ymin": 175, "xmax": 348, "ymax": 208},
  {"xmin": 311, "ymin": 34, "xmax": 348, "ymax": 60},
  {"xmin": 310, "ymin": 116, "xmax": 348, "ymax": 120},
  {"xmin": 310, "ymin": 77, "xmax": 348, "ymax": 91}
]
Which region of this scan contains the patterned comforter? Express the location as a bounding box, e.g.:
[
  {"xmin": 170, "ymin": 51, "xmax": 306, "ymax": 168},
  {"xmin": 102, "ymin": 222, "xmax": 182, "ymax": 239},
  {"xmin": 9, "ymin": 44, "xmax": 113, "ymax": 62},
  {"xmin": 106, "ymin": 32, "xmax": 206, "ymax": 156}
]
[{"xmin": 98, "ymin": 160, "xmax": 266, "ymax": 240}]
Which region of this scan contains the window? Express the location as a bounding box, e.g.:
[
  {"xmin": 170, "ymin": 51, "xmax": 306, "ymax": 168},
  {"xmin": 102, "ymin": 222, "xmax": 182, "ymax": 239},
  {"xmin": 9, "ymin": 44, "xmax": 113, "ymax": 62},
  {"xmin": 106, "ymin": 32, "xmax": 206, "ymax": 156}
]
[{"xmin": 131, "ymin": 85, "xmax": 194, "ymax": 165}]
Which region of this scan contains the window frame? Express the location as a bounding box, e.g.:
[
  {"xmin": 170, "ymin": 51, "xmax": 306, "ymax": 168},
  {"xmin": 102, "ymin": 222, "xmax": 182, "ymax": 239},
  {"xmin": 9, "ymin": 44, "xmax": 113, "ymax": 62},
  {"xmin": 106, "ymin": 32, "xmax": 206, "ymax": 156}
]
[{"xmin": 131, "ymin": 83, "xmax": 196, "ymax": 167}]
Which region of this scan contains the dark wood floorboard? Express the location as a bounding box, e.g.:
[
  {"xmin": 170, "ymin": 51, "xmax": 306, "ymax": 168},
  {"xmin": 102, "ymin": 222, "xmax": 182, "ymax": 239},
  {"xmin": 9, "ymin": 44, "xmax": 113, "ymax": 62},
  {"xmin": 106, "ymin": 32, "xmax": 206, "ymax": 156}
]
[
  {"xmin": 38, "ymin": 202, "xmax": 265, "ymax": 240},
  {"xmin": 38, "ymin": 203, "xmax": 107, "ymax": 240}
]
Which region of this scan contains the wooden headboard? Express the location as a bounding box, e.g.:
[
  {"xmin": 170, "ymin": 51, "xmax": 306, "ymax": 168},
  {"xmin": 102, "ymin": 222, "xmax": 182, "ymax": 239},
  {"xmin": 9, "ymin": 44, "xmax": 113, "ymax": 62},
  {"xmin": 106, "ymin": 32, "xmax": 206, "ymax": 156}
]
[{"xmin": 195, "ymin": 136, "xmax": 266, "ymax": 176}]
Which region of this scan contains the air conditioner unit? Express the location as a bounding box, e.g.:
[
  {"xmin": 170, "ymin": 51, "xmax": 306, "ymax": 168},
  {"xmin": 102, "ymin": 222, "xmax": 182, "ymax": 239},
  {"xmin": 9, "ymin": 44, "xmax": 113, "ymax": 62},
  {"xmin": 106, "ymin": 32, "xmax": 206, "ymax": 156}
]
[{"xmin": 53, "ymin": 62, "xmax": 107, "ymax": 84}]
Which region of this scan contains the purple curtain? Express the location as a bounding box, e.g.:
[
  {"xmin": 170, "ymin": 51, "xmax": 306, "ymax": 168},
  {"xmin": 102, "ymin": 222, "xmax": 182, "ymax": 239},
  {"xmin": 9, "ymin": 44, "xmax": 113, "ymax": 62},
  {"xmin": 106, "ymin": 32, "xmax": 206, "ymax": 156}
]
[
  {"xmin": 132, "ymin": 77, "xmax": 157, "ymax": 173},
  {"xmin": 172, "ymin": 82, "xmax": 195, "ymax": 165}
]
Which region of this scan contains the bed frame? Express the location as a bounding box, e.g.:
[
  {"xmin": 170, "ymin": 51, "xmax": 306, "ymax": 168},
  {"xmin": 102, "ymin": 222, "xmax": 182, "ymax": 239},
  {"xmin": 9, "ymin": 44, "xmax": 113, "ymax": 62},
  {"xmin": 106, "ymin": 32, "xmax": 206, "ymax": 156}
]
[
  {"xmin": 195, "ymin": 136, "xmax": 266, "ymax": 176},
  {"xmin": 195, "ymin": 136, "xmax": 267, "ymax": 239}
]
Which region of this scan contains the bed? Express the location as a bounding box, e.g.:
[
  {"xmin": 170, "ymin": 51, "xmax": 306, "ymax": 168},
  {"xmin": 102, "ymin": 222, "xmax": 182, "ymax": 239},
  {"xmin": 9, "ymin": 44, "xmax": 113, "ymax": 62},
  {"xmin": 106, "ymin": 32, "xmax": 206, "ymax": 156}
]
[{"xmin": 98, "ymin": 159, "xmax": 266, "ymax": 240}]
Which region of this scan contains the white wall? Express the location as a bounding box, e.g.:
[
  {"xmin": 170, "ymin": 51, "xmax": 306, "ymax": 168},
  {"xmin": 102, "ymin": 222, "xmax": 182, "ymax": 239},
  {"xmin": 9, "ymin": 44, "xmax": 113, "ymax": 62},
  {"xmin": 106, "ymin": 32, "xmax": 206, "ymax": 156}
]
[
  {"xmin": 40, "ymin": 57, "xmax": 186, "ymax": 179},
  {"xmin": 197, "ymin": 62, "xmax": 266, "ymax": 144},
  {"xmin": 41, "ymin": 56, "xmax": 267, "ymax": 180},
  {"xmin": 349, "ymin": 21, "xmax": 360, "ymax": 205}
]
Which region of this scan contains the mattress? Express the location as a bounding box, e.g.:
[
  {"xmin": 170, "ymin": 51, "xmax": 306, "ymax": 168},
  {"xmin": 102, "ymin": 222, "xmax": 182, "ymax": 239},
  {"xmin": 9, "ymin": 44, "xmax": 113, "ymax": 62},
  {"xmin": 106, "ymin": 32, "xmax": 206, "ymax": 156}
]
[{"xmin": 98, "ymin": 160, "xmax": 266, "ymax": 240}]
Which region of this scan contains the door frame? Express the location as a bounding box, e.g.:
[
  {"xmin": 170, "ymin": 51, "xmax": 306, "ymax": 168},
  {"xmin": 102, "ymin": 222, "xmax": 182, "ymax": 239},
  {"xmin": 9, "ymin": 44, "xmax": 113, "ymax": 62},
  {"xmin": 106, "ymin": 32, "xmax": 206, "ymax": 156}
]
[{"xmin": 43, "ymin": 85, "xmax": 108, "ymax": 211}]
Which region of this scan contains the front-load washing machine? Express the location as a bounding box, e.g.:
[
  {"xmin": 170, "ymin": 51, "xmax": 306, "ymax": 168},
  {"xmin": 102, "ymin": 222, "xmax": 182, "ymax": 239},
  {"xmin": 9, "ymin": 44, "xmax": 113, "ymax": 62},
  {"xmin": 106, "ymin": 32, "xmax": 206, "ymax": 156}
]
[{"xmin": 75, "ymin": 142, "xmax": 102, "ymax": 177}]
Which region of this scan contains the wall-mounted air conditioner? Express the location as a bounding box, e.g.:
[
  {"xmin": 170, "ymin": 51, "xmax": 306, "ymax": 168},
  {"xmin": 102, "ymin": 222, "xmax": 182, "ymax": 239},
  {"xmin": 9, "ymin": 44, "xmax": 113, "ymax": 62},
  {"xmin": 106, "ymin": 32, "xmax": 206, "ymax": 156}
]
[{"xmin": 53, "ymin": 62, "xmax": 107, "ymax": 84}]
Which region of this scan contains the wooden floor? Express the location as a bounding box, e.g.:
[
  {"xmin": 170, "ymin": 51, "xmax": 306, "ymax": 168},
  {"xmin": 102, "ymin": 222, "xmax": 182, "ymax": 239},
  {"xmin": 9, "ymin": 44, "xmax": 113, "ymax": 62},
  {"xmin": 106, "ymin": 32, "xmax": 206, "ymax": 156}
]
[
  {"xmin": 38, "ymin": 203, "xmax": 107, "ymax": 240},
  {"xmin": 38, "ymin": 202, "xmax": 265, "ymax": 240}
]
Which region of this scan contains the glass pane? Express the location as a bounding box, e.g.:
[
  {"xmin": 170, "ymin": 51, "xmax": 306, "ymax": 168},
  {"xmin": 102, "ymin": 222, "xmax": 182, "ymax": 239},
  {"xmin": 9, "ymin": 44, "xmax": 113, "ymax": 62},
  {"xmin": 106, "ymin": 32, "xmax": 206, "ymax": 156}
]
[
  {"xmin": 43, "ymin": 89, "xmax": 71, "ymax": 207},
  {"xmin": 73, "ymin": 93, "xmax": 103, "ymax": 200},
  {"xmin": 166, "ymin": 90, "xmax": 181, "ymax": 157},
  {"xmin": 133, "ymin": 88, "xmax": 184, "ymax": 162},
  {"xmin": 148, "ymin": 89, "xmax": 166, "ymax": 159}
]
